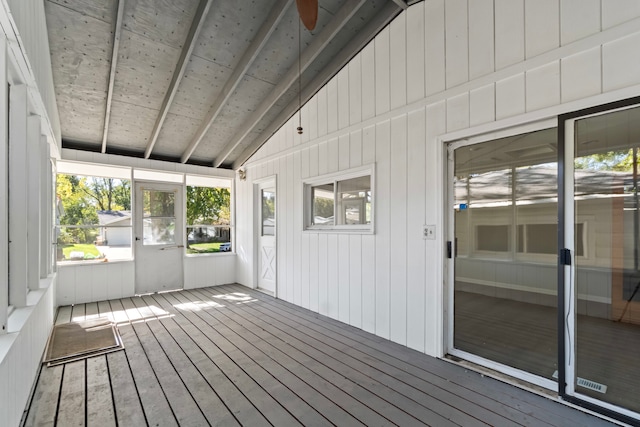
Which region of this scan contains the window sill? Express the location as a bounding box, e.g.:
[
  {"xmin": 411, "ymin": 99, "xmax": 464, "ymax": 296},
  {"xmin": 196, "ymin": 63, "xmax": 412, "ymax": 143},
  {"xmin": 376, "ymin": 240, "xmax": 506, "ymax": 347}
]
[
  {"xmin": 185, "ymin": 251, "xmax": 236, "ymax": 258},
  {"xmin": 304, "ymin": 227, "xmax": 374, "ymax": 235},
  {"xmin": 57, "ymin": 258, "xmax": 133, "ymax": 267}
]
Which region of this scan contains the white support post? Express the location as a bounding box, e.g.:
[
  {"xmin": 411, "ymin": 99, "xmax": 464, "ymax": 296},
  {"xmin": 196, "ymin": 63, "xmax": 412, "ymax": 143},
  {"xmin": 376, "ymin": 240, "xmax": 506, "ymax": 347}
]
[
  {"xmin": 40, "ymin": 136, "xmax": 50, "ymax": 278},
  {"xmin": 27, "ymin": 114, "xmax": 41, "ymax": 290},
  {"xmin": 9, "ymin": 84, "xmax": 28, "ymax": 307},
  {"xmin": 0, "ymin": 36, "xmax": 7, "ymax": 333}
]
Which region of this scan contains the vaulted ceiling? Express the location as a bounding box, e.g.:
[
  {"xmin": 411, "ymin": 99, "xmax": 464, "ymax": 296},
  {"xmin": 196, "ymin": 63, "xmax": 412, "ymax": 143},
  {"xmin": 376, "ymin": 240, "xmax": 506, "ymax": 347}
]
[{"xmin": 44, "ymin": 0, "xmax": 410, "ymax": 169}]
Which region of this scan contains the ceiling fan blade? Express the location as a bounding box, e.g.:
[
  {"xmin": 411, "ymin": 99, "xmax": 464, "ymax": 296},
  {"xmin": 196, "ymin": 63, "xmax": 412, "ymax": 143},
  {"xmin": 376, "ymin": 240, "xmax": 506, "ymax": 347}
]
[{"xmin": 296, "ymin": 0, "xmax": 318, "ymax": 31}]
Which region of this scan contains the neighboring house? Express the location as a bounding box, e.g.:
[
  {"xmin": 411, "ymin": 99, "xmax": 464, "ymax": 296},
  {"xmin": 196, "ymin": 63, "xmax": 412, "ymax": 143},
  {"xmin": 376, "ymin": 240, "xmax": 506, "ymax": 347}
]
[{"xmin": 97, "ymin": 211, "xmax": 132, "ymax": 246}]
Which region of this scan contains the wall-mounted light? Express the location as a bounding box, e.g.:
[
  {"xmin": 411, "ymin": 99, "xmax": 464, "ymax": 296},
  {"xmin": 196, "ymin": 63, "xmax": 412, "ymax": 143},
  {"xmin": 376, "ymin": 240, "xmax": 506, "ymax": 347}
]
[{"xmin": 238, "ymin": 169, "xmax": 246, "ymax": 181}]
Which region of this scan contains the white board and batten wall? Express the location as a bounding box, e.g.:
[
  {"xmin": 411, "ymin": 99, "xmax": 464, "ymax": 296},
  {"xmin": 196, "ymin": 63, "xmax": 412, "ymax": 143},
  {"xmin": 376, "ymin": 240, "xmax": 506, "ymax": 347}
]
[{"xmin": 236, "ymin": 0, "xmax": 640, "ymax": 357}]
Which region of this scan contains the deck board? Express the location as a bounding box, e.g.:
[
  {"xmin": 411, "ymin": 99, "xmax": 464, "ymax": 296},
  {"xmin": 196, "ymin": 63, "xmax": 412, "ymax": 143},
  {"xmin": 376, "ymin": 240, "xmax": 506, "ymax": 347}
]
[
  {"xmin": 223, "ymin": 284, "xmax": 596, "ymax": 427},
  {"xmin": 24, "ymin": 285, "xmax": 617, "ymax": 427}
]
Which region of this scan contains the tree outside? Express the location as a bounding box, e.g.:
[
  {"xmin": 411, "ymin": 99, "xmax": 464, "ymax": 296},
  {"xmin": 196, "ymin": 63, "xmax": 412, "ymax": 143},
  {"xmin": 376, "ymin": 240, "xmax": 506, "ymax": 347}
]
[{"xmin": 56, "ymin": 174, "xmax": 131, "ymax": 246}]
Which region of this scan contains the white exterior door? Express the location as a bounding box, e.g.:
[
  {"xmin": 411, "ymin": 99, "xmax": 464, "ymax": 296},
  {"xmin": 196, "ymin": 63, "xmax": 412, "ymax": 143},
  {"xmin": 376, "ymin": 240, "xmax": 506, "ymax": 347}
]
[
  {"xmin": 135, "ymin": 182, "xmax": 184, "ymax": 294},
  {"xmin": 256, "ymin": 179, "xmax": 276, "ymax": 294}
]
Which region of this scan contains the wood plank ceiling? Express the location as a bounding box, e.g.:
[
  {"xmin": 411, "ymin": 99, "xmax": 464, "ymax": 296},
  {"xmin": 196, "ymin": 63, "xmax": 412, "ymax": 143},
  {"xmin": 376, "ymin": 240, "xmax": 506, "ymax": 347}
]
[{"xmin": 44, "ymin": 0, "xmax": 410, "ymax": 169}]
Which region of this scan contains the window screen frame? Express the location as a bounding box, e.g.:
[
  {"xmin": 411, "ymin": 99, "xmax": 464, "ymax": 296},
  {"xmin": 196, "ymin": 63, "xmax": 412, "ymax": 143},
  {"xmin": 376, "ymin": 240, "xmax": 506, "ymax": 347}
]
[{"xmin": 303, "ymin": 164, "xmax": 375, "ymax": 233}]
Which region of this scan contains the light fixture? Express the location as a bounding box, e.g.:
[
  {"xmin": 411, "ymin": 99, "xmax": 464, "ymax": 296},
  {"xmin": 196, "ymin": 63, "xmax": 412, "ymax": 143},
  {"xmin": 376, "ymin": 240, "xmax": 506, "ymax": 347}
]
[{"xmin": 238, "ymin": 169, "xmax": 246, "ymax": 181}]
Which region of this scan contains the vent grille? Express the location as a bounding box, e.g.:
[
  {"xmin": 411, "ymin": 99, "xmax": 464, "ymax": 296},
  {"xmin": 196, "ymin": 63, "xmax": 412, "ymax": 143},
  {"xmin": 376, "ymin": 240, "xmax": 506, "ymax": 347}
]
[{"xmin": 552, "ymin": 371, "xmax": 608, "ymax": 394}]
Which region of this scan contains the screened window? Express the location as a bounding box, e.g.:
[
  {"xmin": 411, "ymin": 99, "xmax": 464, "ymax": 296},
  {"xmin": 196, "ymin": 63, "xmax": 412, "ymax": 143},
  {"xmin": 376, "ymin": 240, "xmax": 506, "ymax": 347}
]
[
  {"xmin": 186, "ymin": 176, "xmax": 232, "ymax": 254},
  {"xmin": 305, "ymin": 166, "xmax": 373, "ymax": 231},
  {"xmin": 56, "ymin": 174, "xmax": 132, "ymax": 262}
]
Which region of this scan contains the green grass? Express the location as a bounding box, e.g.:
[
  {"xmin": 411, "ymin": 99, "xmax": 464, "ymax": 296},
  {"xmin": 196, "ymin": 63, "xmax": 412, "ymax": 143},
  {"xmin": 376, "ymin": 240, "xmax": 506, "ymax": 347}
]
[
  {"xmin": 61, "ymin": 244, "xmax": 102, "ymax": 260},
  {"xmin": 187, "ymin": 242, "xmax": 223, "ymax": 254}
]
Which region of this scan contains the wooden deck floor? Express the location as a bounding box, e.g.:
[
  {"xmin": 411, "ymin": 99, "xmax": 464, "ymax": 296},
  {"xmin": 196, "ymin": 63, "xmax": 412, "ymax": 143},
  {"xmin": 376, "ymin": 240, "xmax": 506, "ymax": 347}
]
[{"xmin": 23, "ymin": 284, "xmax": 616, "ymax": 426}]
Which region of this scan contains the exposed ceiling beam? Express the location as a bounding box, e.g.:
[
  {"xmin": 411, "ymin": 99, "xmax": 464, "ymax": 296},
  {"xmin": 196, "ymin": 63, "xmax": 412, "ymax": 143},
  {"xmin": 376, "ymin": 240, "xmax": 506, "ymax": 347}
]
[
  {"xmin": 390, "ymin": 0, "xmax": 408, "ymax": 10},
  {"xmin": 101, "ymin": 0, "xmax": 125, "ymax": 153},
  {"xmin": 143, "ymin": 0, "xmax": 213, "ymax": 159},
  {"xmin": 233, "ymin": 1, "xmax": 402, "ymax": 169},
  {"xmin": 179, "ymin": 0, "xmax": 293, "ymax": 164},
  {"xmin": 213, "ymin": 0, "xmax": 367, "ymax": 168}
]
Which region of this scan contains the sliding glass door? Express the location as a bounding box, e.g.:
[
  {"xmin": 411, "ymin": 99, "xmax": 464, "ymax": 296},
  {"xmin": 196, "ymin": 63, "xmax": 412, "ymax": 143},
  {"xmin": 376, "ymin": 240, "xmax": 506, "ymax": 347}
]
[
  {"xmin": 563, "ymin": 104, "xmax": 640, "ymax": 416},
  {"xmin": 448, "ymin": 127, "xmax": 559, "ymax": 386},
  {"xmin": 447, "ymin": 102, "xmax": 640, "ymax": 421}
]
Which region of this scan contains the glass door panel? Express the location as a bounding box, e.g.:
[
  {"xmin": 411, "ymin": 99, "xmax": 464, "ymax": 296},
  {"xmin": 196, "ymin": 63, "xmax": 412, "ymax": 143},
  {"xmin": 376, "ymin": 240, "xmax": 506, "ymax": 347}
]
[
  {"xmin": 452, "ymin": 127, "xmax": 558, "ymax": 382},
  {"xmin": 572, "ymin": 106, "xmax": 640, "ymax": 413}
]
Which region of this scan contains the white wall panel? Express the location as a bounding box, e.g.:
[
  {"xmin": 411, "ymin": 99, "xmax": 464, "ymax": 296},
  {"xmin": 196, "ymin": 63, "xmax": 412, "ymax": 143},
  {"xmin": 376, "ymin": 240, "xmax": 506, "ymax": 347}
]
[
  {"xmin": 375, "ymin": 120, "xmax": 391, "ymax": 339},
  {"xmin": 317, "ymin": 86, "xmax": 328, "ymax": 137},
  {"xmin": 309, "ymin": 234, "xmax": 319, "ymax": 312},
  {"xmin": 301, "ymin": 233, "xmax": 310, "ymax": 309},
  {"xmin": 469, "ymin": 84, "xmax": 496, "ymax": 127},
  {"xmin": 349, "ymin": 55, "xmax": 362, "ymax": 125},
  {"xmin": 309, "ymin": 144, "xmax": 319, "ymax": 177},
  {"xmin": 526, "ymin": 61, "xmax": 560, "ymax": 111},
  {"xmin": 293, "ymin": 151, "xmax": 302, "ymax": 306},
  {"xmin": 389, "ymin": 115, "xmax": 408, "ymax": 345},
  {"xmin": 361, "ymin": 43, "xmax": 376, "ymax": 120},
  {"xmin": 495, "ymin": 73, "xmax": 525, "ymax": 120},
  {"xmin": 318, "ymin": 140, "xmax": 328, "ymax": 175},
  {"xmin": 350, "ymin": 130, "xmax": 362, "ymax": 168},
  {"xmin": 361, "ymin": 233, "xmax": 376, "ymax": 333},
  {"xmin": 327, "ymin": 78, "xmax": 338, "ymax": 133},
  {"xmin": 318, "ymin": 233, "xmax": 328, "ymax": 316},
  {"xmin": 444, "ymin": 0, "xmax": 468, "ymax": 88},
  {"xmin": 525, "ymin": 0, "xmax": 560, "ymax": 59},
  {"xmin": 425, "ymin": 0, "xmax": 445, "ymax": 95},
  {"xmin": 602, "ymin": 33, "xmax": 640, "ymax": 92},
  {"xmin": 327, "ymin": 234, "xmax": 339, "ymax": 319},
  {"xmin": 406, "ymin": 108, "xmax": 427, "ymax": 352},
  {"xmin": 362, "ymin": 125, "xmax": 376, "ymax": 165},
  {"xmin": 446, "ymin": 93, "xmax": 470, "ymax": 132},
  {"xmin": 602, "ymin": 0, "xmax": 640, "ymax": 29},
  {"xmin": 301, "ymin": 147, "xmax": 310, "ymax": 179},
  {"xmin": 308, "ymin": 96, "xmax": 318, "ymax": 141},
  {"xmin": 425, "ymin": 101, "xmax": 446, "ymax": 354},
  {"xmin": 375, "ymin": 27, "xmax": 391, "ymax": 115},
  {"xmin": 339, "ymin": 134, "xmax": 350, "ymax": 171},
  {"xmin": 468, "ymin": 0, "xmax": 495, "ymax": 80},
  {"xmin": 495, "ymin": 0, "xmax": 525, "ymax": 70},
  {"xmin": 338, "ymin": 233, "xmax": 350, "ymax": 323},
  {"xmin": 349, "ymin": 235, "xmax": 363, "ymax": 329},
  {"xmin": 390, "ymin": 14, "xmax": 407, "ymax": 109},
  {"xmin": 338, "ymin": 67, "xmax": 350, "ymax": 130},
  {"xmin": 561, "ymin": 0, "xmax": 600, "ymax": 45},
  {"xmin": 406, "ymin": 2, "xmax": 425, "ymax": 104},
  {"xmin": 561, "ymin": 47, "xmax": 602, "ymax": 103},
  {"xmin": 286, "ymin": 154, "xmax": 295, "ymax": 301},
  {"xmin": 328, "ymin": 137, "xmax": 339, "ymax": 173}
]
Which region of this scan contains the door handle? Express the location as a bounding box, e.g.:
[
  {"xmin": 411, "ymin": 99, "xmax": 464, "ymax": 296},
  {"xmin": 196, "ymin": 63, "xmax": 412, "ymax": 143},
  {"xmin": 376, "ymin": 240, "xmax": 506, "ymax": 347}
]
[{"xmin": 135, "ymin": 237, "xmax": 141, "ymax": 241}]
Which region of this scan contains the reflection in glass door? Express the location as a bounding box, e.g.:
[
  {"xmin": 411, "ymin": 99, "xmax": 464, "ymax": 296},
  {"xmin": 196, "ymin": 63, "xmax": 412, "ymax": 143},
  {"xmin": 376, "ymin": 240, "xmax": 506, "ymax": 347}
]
[
  {"xmin": 566, "ymin": 105, "xmax": 640, "ymax": 415},
  {"xmin": 450, "ymin": 127, "xmax": 559, "ymax": 384}
]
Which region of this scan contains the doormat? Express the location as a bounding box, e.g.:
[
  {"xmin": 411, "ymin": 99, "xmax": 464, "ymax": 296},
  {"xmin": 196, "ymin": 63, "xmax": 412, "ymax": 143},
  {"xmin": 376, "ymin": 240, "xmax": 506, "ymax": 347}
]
[{"xmin": 43, "ymin": 317, "xmax": 124, "ymax": 366}]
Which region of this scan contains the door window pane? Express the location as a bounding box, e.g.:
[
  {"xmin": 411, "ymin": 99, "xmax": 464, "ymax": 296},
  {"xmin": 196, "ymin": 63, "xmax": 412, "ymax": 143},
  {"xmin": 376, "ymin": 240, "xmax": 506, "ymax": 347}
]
[
  {"xmin": 142, "ymin": 189, "xmax": 176, "ymax": 245},
  {"xmin": 453, "ymin": 127, "xmax": 558, "ymax": 381},
  {"xmin": 262, "ymin": 190, "xmax": 275, "ymax": 236},
  {"xmin": 574, "ymin": 105, "xmax": 640, "ymax": 413}
]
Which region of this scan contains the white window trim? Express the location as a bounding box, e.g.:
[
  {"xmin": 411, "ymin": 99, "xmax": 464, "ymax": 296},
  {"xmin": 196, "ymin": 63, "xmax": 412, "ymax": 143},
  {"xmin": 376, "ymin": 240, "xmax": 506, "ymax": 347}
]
[{"xmin": 303, "ymin": 164, "xmax": 375, "ymax": 234}]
